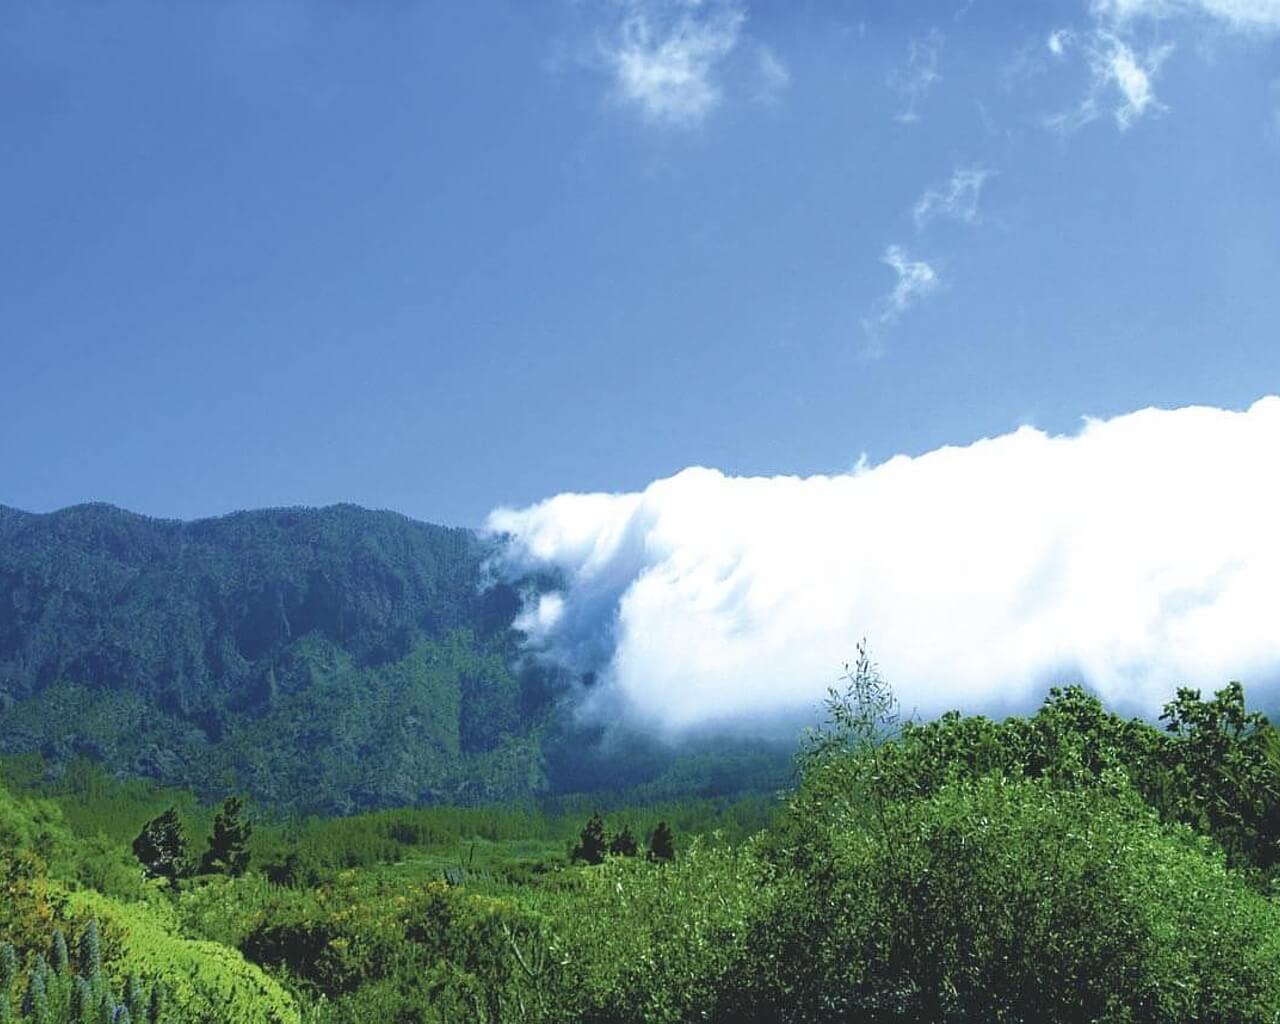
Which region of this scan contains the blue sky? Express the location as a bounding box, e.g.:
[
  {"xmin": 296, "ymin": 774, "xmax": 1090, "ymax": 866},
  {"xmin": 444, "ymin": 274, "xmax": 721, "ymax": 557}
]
[{"xmin": 2, "ymin": 0, "xmax": 1278, "ymax": 527}]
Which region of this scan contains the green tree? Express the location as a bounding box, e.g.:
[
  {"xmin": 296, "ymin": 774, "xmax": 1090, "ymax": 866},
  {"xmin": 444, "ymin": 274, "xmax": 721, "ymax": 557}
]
[
  {"xmin": 21, "ymin": 958, "xmax": 49, "ymax": 1024},
  {"xmin": 146, "ymin": 981, "xmax": 166, "ymax": 1024},
  {"xmin": 124, "ymin": 974, "xmax": 146, "ymax": 1022},
  {"xmin": 49, "ymin": 930, "xmax": 69, "ymax": 977},
  {"xmin": 70, "ymin": 976, "xmax": 93, "ymax": 1024},
  {"xmin": 132, "ymin": 809, "xmax": 189, "ymax": 883},
  {"xmin": 608, "ymin": 824, "xmax": 638, "ymax": 858},
  {"xmin": 1160, "ymin": 682, "xmax": 1280, "ymax": 869},
  {"xmin": 199, "ymin": 796, "xmax": 252, "ymax": 877},
  {"xmin": 648, "ymin": 821, "xmax": 675, "ymax": 862},
  {"xmin": 571, "ymin": 812, "xmax": 607, "ymax": 865},
  {"xmin": 78, "ymin": 920, "xmax": 101, "ymax": 983},
  {"xmin": 0, "ymin": 941, "xmax": 17, "ymax": 994}
]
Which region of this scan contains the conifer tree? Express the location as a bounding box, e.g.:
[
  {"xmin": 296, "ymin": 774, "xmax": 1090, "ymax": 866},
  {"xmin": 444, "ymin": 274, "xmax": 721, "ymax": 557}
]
[
  {"xmin": 70, "ymin": 976, "xmax": 93, "ymax": 1024},
  {"xmin": 608, "ymin": 824, "xmax": 638, "ymax": 858},
  {"xmin": 648, "ymin": 821, "xmax": 675, "ymax": 862},
  {"xmin": 124, "ymin": 974, "xmax": 146, "ymax": 1022},
  {"xmin": 0, "ymin": 942, "xmax": 16, "ymax": 995},
  {"xmin": 0, "ymin": 944, "xmax": 13, "ymax": 1024},
  {"xmin": 21, "ymin": 959, "xmax": 49, "ymax": 1024},
  {"xmin": 132, "ymin": 809, "xmax": 189, "ymax": 882},
  {"xmin": 571, "ymin": 812, "xmax": 607, "ymax": 865},
  {"xmin": 78, "ymin": 921, "xmax": 102, "ymax": 983},
  {"xmin": 147, "ymin": 981, "xmax": 166, "ymax": 1024},
  {"xmin": 50, "ymin": 931, "xmax": 69, "ymax": 977},
  {"xmin": 199, "ymin": 796, "xmax": 252, "ymax": 876}
]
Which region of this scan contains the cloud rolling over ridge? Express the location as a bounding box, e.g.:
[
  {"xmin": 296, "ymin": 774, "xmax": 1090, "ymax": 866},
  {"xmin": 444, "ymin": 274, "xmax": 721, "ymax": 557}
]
[{"xmin": 487, "ymin": 399, "xmax": 1280, "ymax": 732}]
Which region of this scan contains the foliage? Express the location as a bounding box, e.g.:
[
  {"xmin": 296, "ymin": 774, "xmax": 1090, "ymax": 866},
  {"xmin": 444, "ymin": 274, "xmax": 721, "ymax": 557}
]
[
  {"xmin": 0, "ymin": 503, "xmax": 795, "ymax": 814},
  {"xmin": 606, "ymin": 825, "xmax": 637, "ymax": 859},
  {"xmin": 8, "ymin": 637, "xmax": 1280, "ymax": 1023},
  {"xmin": 197, "ymin": 798, "xmax": 250, "ymax": 878},
  {"xmin": 647, "ymin": 821, "xmax": 675, "ymax": 863},
  {"xmin": 132, "ymin": 811, "xmax": 189, "ymax": 884},
  {"xmin": 570, "ymin": 814, "xmax": 607, "ymax": 866}
]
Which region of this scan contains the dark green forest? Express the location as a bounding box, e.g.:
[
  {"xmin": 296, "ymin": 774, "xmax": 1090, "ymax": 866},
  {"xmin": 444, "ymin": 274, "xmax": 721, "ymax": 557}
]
[
  {"xmin": 0, "ymin": 503, "xmax": 789, "ymax": 812},
  {"xmin": 7, "ymin": 505, "xmax": 1280, "ymax": 1021},
  {"xmin": 4, "ymin": 659, "xmax": 1280, "ymax": 1022}
]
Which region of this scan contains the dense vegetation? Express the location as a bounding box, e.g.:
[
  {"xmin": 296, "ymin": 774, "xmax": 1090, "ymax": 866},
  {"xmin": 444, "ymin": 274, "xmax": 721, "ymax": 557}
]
[
  {"xmin": 0, "ymin": 503, "xmax": 790, "ymax": 813},
  {"xmin": 5, "ymin": 648, "xmax": 1280, "ymax": 1022}
]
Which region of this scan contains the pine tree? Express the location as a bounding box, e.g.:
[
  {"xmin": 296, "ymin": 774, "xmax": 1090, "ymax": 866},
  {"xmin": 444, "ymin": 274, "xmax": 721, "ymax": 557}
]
[
  {"xmin": 147, "ymin": 981, "xmax": 166, "ymax": 1024},
  {"xmin": 21, "ymin": 959, "xmax": 49, "ymax": 1024},
  {"xmin": 132, "ymin": 809, "xmax": 189, "ymax": 882},
  {"xmin": 199, "ymin": 796, "xmax": 252, "ymax": 876},
  {"xmin": 571, "ymin": 812, "xmax": 608, "ymax": 865},
  {"xmin": 648, "ymin": 821, "xmax": 675, "ymax": 862},
  {"xmin": 50, "ymin": 931, "xmax": 70, "ymax": 977},
  {"xmin": 0, "ymin": 942, "xmax": 16, "ymax": 994},
  {"xmin": 608, "ymin": 824, "xmax": 638, "ymax": 858},
  {"xmin": 78, "ymin": 921, "xmax": 102, "ymax": 983},
  {"xmin": 111, "ymin": 1005, "xmax": 131, "ymax": 1024},
  {"xmin": 124, "ymin": 975, "xmax": 146, "ymax": 1022},
  {"xmin": 0, "ymin": 943, "xmax": 14, "ymax": 1024},
  {"xmin": 70, "ymin": 976, "xmax": 93, "ymax": 1024}
]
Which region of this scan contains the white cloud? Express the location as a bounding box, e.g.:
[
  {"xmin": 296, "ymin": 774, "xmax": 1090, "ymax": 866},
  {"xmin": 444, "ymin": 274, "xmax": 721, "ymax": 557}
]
[
  {"xmin": 1091, "ymin": 0, "xmax": 1280, "ymax": 31},
  {"xmin": 602, "ymin": 0, "xmax": 746, "ymax": 128},
  {"xmin": 912, "ymin": 166, "xmax": 994, "ymax": 229},
  {"xmin": 877, "ymin": 245, "xmax": 940, "ymax": 324},
  {"xmin": 1048, "ymin": 32, "xmax": 1173, "ymax": 131},
  {"xmin": 1048, "ymin": 28, "xmax": 1075, "ymax": 55},
  {"xmin": 755, "ymin": 44, "xmax": 790, "ymax": 102},
  {"xmin": 890, "ymin": 29, "xmax": 943, "ymax": 123},
  {"xmin": 488, "ymin": 398, "xmax": 1280, "ymax": 733}
]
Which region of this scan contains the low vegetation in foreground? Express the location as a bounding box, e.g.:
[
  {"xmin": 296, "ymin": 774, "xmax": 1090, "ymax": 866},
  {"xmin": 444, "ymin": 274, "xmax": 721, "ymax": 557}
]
[{"xmin": 5, "ymin": 654, "xmax": 1280, "ymax": 1022}]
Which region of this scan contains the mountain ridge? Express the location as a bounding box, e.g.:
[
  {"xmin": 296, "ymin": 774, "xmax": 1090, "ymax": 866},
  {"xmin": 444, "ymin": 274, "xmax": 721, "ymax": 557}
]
[{"xmin": 0, "ymin": 500, "xmax": 790, "ymax": 813}]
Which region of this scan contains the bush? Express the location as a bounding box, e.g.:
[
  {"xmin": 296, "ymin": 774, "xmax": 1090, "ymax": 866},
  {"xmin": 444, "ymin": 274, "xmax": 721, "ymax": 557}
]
[{"xmin": 740, "ymin": 774, "xmax": 1280, "ymax": 1024}]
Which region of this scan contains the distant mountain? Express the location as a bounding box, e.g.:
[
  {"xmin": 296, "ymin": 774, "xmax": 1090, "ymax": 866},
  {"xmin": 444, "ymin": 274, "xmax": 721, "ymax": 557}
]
[
  {"xmin": 0, "ymin": 502, "xmax": 548, "ymax": 812},
  {"xmin": 0, "ymin": 502, "xmax": 790, "ymax": 813}
]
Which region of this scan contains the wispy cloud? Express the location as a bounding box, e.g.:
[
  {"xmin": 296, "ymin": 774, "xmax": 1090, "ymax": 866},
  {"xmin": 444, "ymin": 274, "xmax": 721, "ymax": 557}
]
[
  {"xmin": 601, "ymin": 0, "xmax": 746, "ymax": 128},
  {"xmin": 861, "ymin": 245, "xmax": 940, "ymax": 353},
  {"xmin": 1044, "ymin": 0, "xmax": 1279, "ymax": 134},
  {"xmin": 1048, "ymin": 28, "xmax": 1075, "ymax": 56},
  {"xmin": 881, "ymin": 245, "xmax": 940, "ymax": 321},
  {"xmin": 913, "ymin": 166, "xmax": 994, "ymax": 229},
  {"xmin": 890, "ymin": 29, "xmax": 943, "ymax": 124},
  {"xmin": 755, "ymin": 44, "xmax": 790, "ymax": 103},
  {"xmin": 1091, "ymin": 0, "xmax": 1280, "ymax": 32},
  {"xmin": 1047, "ymin": 30, "xmax": 1173, "ymax": 131}
]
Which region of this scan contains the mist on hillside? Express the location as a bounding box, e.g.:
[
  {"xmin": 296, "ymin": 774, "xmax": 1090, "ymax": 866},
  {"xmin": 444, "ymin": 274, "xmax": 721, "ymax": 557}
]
[{"xmin": 487, "ymin": 397, "xmax": 1280, "ymax": 734}]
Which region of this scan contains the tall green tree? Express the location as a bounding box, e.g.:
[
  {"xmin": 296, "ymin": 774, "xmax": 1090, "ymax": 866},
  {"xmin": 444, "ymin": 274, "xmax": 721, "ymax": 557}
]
[
  {"xmin": 132, "ymin": 809, "xmax": 189, "ymax": 882},
  {"xmin": 648, "ymin": 821, "xmax": 675, "ymax": 862},
  {"xmin": 571, "ymin": 812, "xmax": 607, "ymax": 865},
  {"xmin": 199, "ymin": 796, "xmax": 252, "ymax": 876},
  {"xmin": 608, "ymin": 824, "xmax": 638, "ymax": 858},
  {"xmin": 21, "ymin": 958, "xmax": 49, "ymax": 1024},
  {"xmin": 49, "ymin": 930, "xmax": 69, "ymax": 977}
]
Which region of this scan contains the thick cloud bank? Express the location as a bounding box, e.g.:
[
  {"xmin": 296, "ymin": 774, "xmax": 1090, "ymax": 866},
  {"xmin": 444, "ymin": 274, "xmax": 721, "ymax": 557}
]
[{"xmin": 487, "ymin": 398, "xmax": 1280, "ymax": 732}]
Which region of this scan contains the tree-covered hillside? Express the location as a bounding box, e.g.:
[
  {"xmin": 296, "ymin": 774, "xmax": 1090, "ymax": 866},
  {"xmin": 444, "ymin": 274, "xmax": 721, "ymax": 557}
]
[
  {"xmin": 0, "ymin": 504, "xmax": 542, "ymax": 811},
  {"xmin": 6, "ymin": 668, "xmax": 1280, "ymax": 1023},
  {"xmin": 0, "ymin": 503, "xmax": 791, "ymax": 813}
]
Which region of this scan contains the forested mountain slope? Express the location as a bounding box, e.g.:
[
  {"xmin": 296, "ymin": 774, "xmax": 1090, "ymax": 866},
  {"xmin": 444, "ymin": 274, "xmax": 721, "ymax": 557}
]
[
  {"xmin": 0, "ymin": 502, "xmax": 544, "ymax": 812},
  {"xmin": 0, "ymin": 503, "xmax": 791, "ymax": 813}
]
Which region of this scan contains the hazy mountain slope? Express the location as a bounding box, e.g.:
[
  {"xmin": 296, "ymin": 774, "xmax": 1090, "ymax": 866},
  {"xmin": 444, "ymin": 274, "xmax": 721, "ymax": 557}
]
[{"xmin": 0, "ymin": 503, "xmax": 541, "ymax": 811}]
